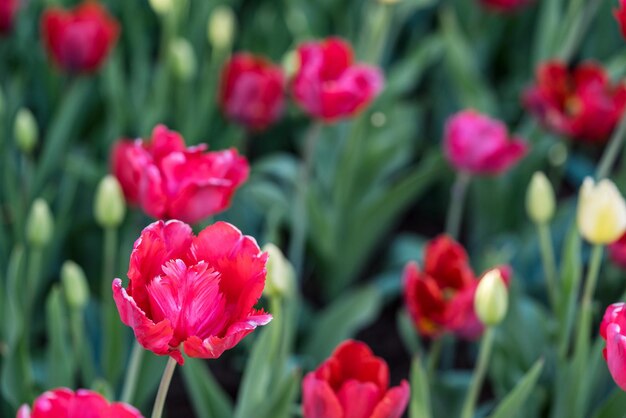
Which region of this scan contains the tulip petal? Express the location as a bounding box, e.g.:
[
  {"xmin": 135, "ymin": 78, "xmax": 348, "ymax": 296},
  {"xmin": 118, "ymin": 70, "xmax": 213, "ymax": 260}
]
[
  {"xmin": 332, "ymin": 340, "xmax": 389, "ymax": 394},
  {"xmin": 302, "ymin": 374, "xmax": 344, "ymax": 418},
  {"xmin": 370, "ymin": 380, "xmax": 411, "ymax": 418},
  {"xmin": 336, "ymin": 380, "xmax": 381, "ymax": 418},
  {"xmin": 16, "ymin": 405, "xmax": 30, "ymax": 418},
  {"xmin": 606, "ymin": 323, "xmax": 626, "ymax": 391},
  {"xmin": 108, "ymin": 403, "xmax": 144, "ymax": 418}
]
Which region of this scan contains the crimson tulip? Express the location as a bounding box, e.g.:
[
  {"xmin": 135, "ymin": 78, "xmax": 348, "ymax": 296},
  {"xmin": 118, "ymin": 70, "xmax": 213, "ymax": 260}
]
[
  {"xmin": 113, "ymin": 220, "xmax": 271, "ymax": 365},
  {"xmin": 615, "ymin": 0, "xmax": 626, "ymax": 40},
  {"xmin": 302, "ymin": 340, "xmax": 409, "ymax": 418},
  {"xmin": 601, "ymin": 303, "xmax": 626, "ymax": 391},
  {"xmin": 219, "ymin": 53, "xmax": 286, "ymax": 131},
  {"xmin": 479, "ymin": 0, "xmax": 532, "ymax": 12},
  {"xmin": 0, "ymin": 0, "xmax": 19, "ymax": 35},
  {"xmin": 112, "ymin": 125, "xmax": 249, "ymax": 224},
  {"xmin": 292, "ymin": 37, "xmax": 384, "ymax": 122}
]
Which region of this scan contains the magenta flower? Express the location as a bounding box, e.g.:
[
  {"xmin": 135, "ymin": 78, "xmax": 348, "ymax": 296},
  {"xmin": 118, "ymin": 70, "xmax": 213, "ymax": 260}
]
[{"xmin": 601, "ymin": 303, "xmax": 626, "ymax": 390}]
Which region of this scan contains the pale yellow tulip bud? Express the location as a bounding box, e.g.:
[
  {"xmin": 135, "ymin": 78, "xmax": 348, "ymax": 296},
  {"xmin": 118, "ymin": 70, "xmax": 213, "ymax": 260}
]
[
  {"xmin": 61, "ymin": 261, "xmax": 90, "ymax": 310},
  {"xmin": 263, "ymin": 243, "xmax": 294, "ymax": 298},
  {"xmin": 474, "ymin": 269, "xmax": 508, "ymax": 327},
  {"xmin": 27, "ymin": 199, "xmax": 54, "ymax": 248},
  {"xmin": 208, "ymin": 6, "xmax": 236, "ymax": 50},
  {"xmin": 14, "ymin": 108, "xmax": 39, "ymax": 155},
  {"xmin": 149, "ymin": 0, "xmax": 173, "ymax": 15},
  {"xmin": 94, "ymin": 175, "xmax": 126, "ymax": 229},
  {"xmin": 526, "ymin": 172, "xmax": 555, "ymax": 224},
  {"xmin": 169, "ymin": 38, "xmax": 197, "ymax": 81},
  {"xmin": 577, "ymin": 177, "xmax": 626, "ymax": 245}
]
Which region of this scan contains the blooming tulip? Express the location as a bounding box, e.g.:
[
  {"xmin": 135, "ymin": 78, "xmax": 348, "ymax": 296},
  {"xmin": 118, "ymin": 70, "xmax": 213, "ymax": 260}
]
[
  {"xmin": 523, "ymin": 61, "xmax": 626, "ymax": 143},
  {"xmin": 17, "ymin": 388, "xmax": 143, "ymax": 418},
  {"xmin": 112, "ymin": 125, "xmax": 249, "ymax": 224},
  {"xmin": 113, "ymin": 220, "xmax": 271, "ymax": 364},
  {"xmin": 444, "ymin": 109, "xmax": 528, "ymax": 175},
  {"xmin": 302, "ymin": 340, "xmax": 410, "ymax": 418},
  {"xmin": 600, "ymin": 303, "xmax": 626, "ymax": 391},
  {"xmin": 0, "ymin": 0, "xmax": 19, "ymax": 35},
  {"xmin": 41, "ymin": 1, "xmax": 119, "ymax": 74},
  {"xmin": 615, "ymin": 0, "xmax": 626, "ymax": 40},
  {"xmin": 577, "ymin": 177, "xmax": 626, "ymax": 245},
  {"xmin": 292, "ymin": 37, "xmax": 384, "ymax": 122},
  {"xmin": 609, "ymin": 232, "xmax": 626, "ymax": 269},
  {"xmin": 219, "ymin": 53, "xmax": 286, "ymax": 131}
]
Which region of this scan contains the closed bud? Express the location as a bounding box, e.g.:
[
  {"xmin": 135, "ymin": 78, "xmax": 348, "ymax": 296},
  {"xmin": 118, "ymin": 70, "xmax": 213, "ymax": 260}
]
[
  {"xmin": 578, "ymin": 177, "xmax": 626, "ymax": 245},
  {"xmin": 526, "ymin": 171, "xmax": 555, "ymax": 224},
  {"xmin": 14, "ymin": 108, "xmax": 39, "ymax": 155},
  {"xmin": 61, "ymin": 261, "xmax": 89, "ymax": 310},
  {"xmin": 94, "ymin": 175, "xmax": 126, "ymax": 228},
  {"xmin": 281, "ymin": 50, "xmax": 298, "ymax": 80},
  {"xmin": 208, "ymin": 6, "xmax": 235, "ymax": 50},
  {"xmin": 26, "ymin": 198, "xmax": 54, "ymax": 247},
  {"xmin": 169, "ymin": 38, "xmax": 197, "ymax": 82},
  {"xmin": 262, "ymin": 243, "xmax": 294, "ymax": 298},
  {"xmin": 148, "ymin": 0, "xmax": 173, "ymax": 15},
  {"xmin": 474, "ymin": 269, "xmax": 508, "ymax": 326}
]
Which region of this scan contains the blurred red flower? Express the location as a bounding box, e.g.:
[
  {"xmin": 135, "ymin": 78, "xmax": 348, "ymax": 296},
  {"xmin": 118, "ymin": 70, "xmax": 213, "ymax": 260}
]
[
  {"xmin": 444, "ymin": 109, "xmax": 528, "ymax": 175},
  {"xmin": 41, "ymin": 1, "xmax": 119, "ymax": 73},
  {"xmin": 0, "ymin": 0, "xmax": 19, "ymax": 35},
  {"xmin": 113, "ymin": 220, "xmax": 271, "ymax": 365},
  {"xmin": 615, "ymin": 0, "xmax": 626, "ymax": 40},
  {"xmin": 302, "ymin": 340, "xmax": 409, "ymax": 418},
  {"xmin": 219, "ymin": 53, "xmax": 286, "ymax": 131},
  {"xmin": 292, "ymin": 37, "xmax": 384, "ymax": 122},
  {"xmin": 609, "ymin": 232, "xmax": 626, "ymax": 269},
  {"xmin": 17, "ymin": 388, "xmax": 143, "ymax": 418},
  {"xmin": 600, "ymin": 303, "xmax": 626, "ymax": 391},
  {"xmin": 479, "ymin": 0, "xmax": 532, "ymax": 12},
  {"xmin": 112, "ymin": 125, "xmax": 248, "ymax": 224},
  {"xmin": 403, "ymin": 235, "xmax": 510, "ymax": 339},
  {"xmin": 523, "ymin": 61, "xmax": 626, "ymax": 143}
]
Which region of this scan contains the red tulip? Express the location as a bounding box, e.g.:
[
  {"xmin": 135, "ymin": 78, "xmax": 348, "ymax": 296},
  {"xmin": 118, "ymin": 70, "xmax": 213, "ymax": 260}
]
[
  {"xmin": 0, "ymin": 0, "xmax": 19, "ymax": 35},
  {"xmin": 41, "ymin": 1, "xmax": 119, "ymax": 73},
  {"xmin": 610, "ymin": 232, "xmax": 626, "ymax": 270},
  {"xmin": 523, "ymin": 61, "xmax": 626, "ymax": 143},
  {"xmin": 113, "ymin": 220, "xmax": 271, "ymax": 365},
  {"xmin": 615, "ymin": 0, "xmax": 626, "ymax": 40},
  {"xmin": 479, "ymin": 0, "xmax": 532, "ymax": 12},
  {"xmin": 444, "ymin": 109, "xmax": 528, "ymax": 175},
  {"xmin": 16, "ymin": 388, "xmax": 143, "ymax": 418},
  {"xmin": 219, "ymin": 53, "xmax": 286, "ymax": 131},
  {"xmin": 403, "ymin": 235, "xmax": 511, "ymax": 339},
  {"xmin": 112, "ymin": 125, "xmax": 249, "ymax": 224},
  {"xmin": 292, "ymin": 37, "xmax": 384, "ymax": 122},
  {"xmin": 600, "ymin": 303, "xmax": 626, "ymax": 391},
  {"xmin": 302, "ymin": 340, "xmax": 409, "ymax": 418}
]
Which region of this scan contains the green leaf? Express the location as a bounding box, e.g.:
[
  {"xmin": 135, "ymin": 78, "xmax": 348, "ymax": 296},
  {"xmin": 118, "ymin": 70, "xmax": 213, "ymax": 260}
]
[
  {"xmin": 45, "ymin": 286, "xmax": 74, "ymax": 388},
  {"xmin": 591, "ymin": 388, "xmax": 626, "ymax": 418},
  {"xmin": 134, "ymin": 352, "xmax": 168, "ymax": 411},
  {"xmin": 181, "ymin": 359, "xmax": 234, "ymax": 418},
  {"xmin": 532, "ymin": 0, "xmax": 564, "ymax": 64},
  {"xmin": 397, "ymin": 310, "xmax": 422, "ymax": 357},
  {"xmin": 410, "ymin": 356, "xmax": 432, "ymax": 418},
  {"xmin": 487, "ymin": 358, "xmax": 544, "ymax": 418},
  {"xmin": 254, "ymin": 370, "xmax": 301, "ymax": 418},
  {"xmin": 302, "ymin": 285, "xmax": 383, "ymax": 364}
]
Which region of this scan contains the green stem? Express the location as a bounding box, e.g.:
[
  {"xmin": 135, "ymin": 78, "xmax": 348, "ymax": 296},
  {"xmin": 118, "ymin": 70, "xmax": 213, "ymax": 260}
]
[
  {"xmin": 102, "ymin": 227, "xmax": 117, "ymax": 298},
  {"xmin": 445, "ymin": 172, "xmax": 471, "ymax": 239},
  {"xmin": 288, "ymin": 122, "xmax": 322, "ymax": 278},
  {"xmin": 101, "ymin": 227, "xmax": 122, "ymax": 382},
  {"xmin": 573, "ymin": 245, "xmax": 603, "ymax": 361},
  {"xmin": 426, "ymin": 337, "xmax": 444, "ymax": 377},
  {"xmin": 460, "ymin": 328, "xmax": 495, "ymax": 418},
  {"xmin": 558, "ymin": 0, "xmax": 602, "ymax": 62},
  {"xmin": 121, "ymin": 342, "xmax": 145, "ymax": 404},
  {"xmin": 151, "ymin": 357, "xmax": 177, "ymax": 418},
  {"xmin": 596, "ymin": 113, "xmax": 626, "ymax": 180},
  {"xmin": 537, "ymin": 223, "xmax": 558, "ymax": 310}
]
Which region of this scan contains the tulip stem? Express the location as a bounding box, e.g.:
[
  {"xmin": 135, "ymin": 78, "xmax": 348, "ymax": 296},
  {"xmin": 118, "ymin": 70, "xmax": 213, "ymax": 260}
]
[
  {"xmin": 121, "ymin": 342, "xmax": 145, "ymax": 404},
  {"xmin": 151, "ymin": 356, "xmax": 177, "ymax": 418},
  {"xmin": 288, "ymin": 122, "xmax": 322, "ymax": 278},
  {"xmin": 574, "ymin": 245, "xmax": 603, "ymax": 361},
  {"xmin": 102, "ymin": 227, "xmax": 123, "ymax": 382},
  {"xmin": 596, "ymin": 113, "xmax": 626, "ymax": 180},
  {"xmin": 445, "ymin": 172, "xmax": 471, "ymax": 239},
  {"xmin": 460, "ymin": 327, "xmax": 495, "ymax": 418},
  {"xmin": 426, "ymin": 337, "xmax": 443, "ymax": 377},
  {"xmin": 537, "ymin": 223, "xmax": 558, "ymax": 310}
]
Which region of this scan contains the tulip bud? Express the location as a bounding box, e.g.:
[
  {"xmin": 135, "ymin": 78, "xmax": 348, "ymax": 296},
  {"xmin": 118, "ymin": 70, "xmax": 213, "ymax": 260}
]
[
  {"xmin": 61, "ymin": 261, "xmax": 89, "ymax": 310},
  {"xmin": 94, "ymin": 175, "xmax": 126, "ymax": 229},
  {"xmin": 526, "ymin": 172, "xmax": 555, "ymax": 224},
  {"xmin": 169, "ymin": 38, "xmax": 197, "ymax": 82},
  {"xmin": 14, "ymin": 108, "xmax": 39, "ymax": 155},
  {"xmin": 26, "ymin": 199, "xmax": 54, "ymax": 248},
  {"xmin": 577, "ymin": 177, "xmax": 626, "ymax": 245},
  {"xmin": 262, "ymin": 243, "xmax": 294, "ymax": 298},
  {"xmin": 281, "ymin": 50, "xmax": 298, "ymax": 80},
  {"xmin": 208, "ymin": 5, "xmax": 236, "ymax": 50},
  {"xmin": 474, "ymin": 269, "xmax": 508, "ymax": 326},
  {"xmin": 148, "ymin": 0, "xmax": 173, "ymax": 15}
]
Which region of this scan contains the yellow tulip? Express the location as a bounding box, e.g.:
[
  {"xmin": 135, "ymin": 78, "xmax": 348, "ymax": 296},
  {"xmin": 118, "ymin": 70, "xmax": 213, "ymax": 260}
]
[{"xmin": 577, "ymin": 177, "xmax": 626, "ymax": 245}]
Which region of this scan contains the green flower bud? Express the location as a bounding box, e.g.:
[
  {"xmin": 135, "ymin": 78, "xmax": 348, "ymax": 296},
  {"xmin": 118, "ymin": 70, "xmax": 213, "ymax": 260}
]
[
  {"xmin": 94, "ymin": 175, "xmax": 126, "ymax": 229},
  {"xmin": 26, "ymin": 198, "xmax": 54, "ymax": 248},
  {"xmin": 263, "ymin": 243, "xmax": 294, "ymax": 298},
  {"xmin": 169, "ymin": 38, "xmax": 197, "ymax": 82},
  {"xmin": 281, "ymin": 50, "xmax": 298, "ymax": 80},
  {"xmin": 526, "ymin": 172, "xmax": 555, "ymax": 224},
  {"xmin": 61, "ymin": 261, "xmax": 89, "ymax": 310},
  {"xmin": 474, "ymin": 269, "xmax": 508, "ymax": 327},
  {"xmin": 208, "ymin": 6, "xmax": 236, "ymax": 50},
  {"xmin": 149, "ymin": 0, "xmax": 173, "ymax": 15},
  {"xmin": 14, "ymin": 108, "xmax": 39, "ymax": 155}
]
